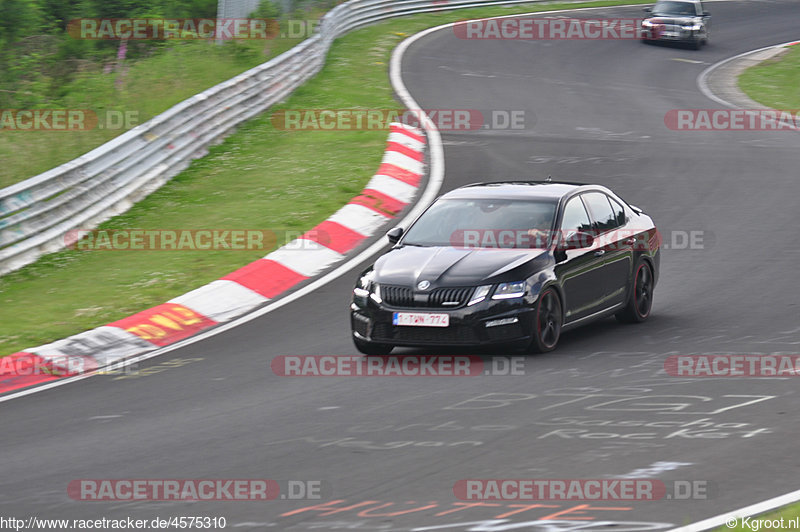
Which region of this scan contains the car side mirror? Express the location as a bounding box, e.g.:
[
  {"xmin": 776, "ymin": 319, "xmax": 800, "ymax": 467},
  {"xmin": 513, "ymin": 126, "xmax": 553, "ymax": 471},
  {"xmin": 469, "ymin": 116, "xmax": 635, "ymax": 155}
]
[
  {"xmin": 560, "ymin": 231, "xmax": 594, "ymax": 250},
  {"xmin": 387, "ymin": 227, "xmax": 404, "ymax": 244},
  {"xmin": 643, "ymin": 7, "xmax": 652, "ymax": 12}
]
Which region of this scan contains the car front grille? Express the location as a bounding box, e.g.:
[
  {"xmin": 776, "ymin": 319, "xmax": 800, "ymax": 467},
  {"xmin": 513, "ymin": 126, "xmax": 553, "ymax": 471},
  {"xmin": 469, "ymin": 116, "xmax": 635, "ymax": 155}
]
[
  {"xmin": 382, "ymin": 285, "xmax": 414, "ymax": 307},
  {"xmin": 381, "ymin": 285, "xmax": 475, "ymax": 309}
]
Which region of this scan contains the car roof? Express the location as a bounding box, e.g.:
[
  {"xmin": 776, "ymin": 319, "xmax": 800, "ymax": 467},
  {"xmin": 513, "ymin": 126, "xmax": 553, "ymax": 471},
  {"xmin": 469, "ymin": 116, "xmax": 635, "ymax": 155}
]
[{"xmin": 440, "ymin": 181, "xmax": 610, "ymax": 201}]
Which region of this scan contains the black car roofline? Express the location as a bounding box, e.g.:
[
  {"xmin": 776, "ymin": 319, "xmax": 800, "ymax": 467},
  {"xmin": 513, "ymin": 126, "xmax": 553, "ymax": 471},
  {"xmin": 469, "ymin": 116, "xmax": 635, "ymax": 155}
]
[{"xmin": 459, "ymin": 180, "xmax": 588, "ymax": 188}]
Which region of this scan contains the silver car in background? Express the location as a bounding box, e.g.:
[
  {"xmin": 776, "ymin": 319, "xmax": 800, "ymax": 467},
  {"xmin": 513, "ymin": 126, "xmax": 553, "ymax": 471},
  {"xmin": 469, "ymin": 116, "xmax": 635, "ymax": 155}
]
[{"xmin": 641, "ymin": 0, "xmax": 711, "ymax": 49}]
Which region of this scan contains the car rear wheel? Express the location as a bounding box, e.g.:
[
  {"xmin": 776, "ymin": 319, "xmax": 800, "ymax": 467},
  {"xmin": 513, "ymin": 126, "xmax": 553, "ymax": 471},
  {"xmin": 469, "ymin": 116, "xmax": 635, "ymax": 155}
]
[
  {"xmin": 530, "ymin": 288, "xmax": 562, "ymax": 353},
  {"xmin": 616, "ymin": 260, "xmax": 654, "ymax": 323},
  {"xmin": 353, "ymin": 337, "xmax": 393, "ymax": 356}
]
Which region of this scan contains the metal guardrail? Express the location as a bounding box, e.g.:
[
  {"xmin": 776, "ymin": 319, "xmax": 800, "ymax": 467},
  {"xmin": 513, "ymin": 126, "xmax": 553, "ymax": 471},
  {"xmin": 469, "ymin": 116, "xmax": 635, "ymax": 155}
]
[{"xmin": 0, "ymin": 0, "xmax": 546, "ymax": 275}]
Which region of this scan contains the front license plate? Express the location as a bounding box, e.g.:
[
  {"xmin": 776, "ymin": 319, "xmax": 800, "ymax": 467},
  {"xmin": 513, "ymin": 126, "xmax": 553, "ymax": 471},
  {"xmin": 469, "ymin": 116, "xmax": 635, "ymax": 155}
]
[{"xmin": 393, "ymin": 312, "xmax": 449, "ymax": 327}]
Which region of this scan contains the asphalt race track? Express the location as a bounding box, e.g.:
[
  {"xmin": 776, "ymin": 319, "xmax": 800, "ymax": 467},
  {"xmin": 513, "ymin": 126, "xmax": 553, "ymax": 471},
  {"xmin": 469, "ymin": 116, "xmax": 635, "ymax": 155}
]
[{"xmin": 2, "ymin": 1, "xmax": 799, "ymax": 530}]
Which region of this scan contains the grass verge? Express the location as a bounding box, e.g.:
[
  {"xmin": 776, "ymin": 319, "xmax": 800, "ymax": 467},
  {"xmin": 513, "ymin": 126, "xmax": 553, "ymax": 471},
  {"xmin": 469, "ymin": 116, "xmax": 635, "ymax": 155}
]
[
  {"xmin": 0, "ymin": 0, "xmax": 651, "ymax": 356},
  {"xmin": 737, "ymin": 64, "xmax": 800, "ymax": 529},
  {"xmin": 739, "ymin": 44, "xmax": 800, "ymax": 108},
  {"xmin": 0, "ymin": 37, "xmax": 312, "ymax": 189}
]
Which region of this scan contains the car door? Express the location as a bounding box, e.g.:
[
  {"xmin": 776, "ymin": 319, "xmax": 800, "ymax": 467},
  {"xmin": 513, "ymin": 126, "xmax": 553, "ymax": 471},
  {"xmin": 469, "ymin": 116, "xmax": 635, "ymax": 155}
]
[
  {"xmin": 582, "ymin": 192, "xmax": 633, "ymax": 308},
  {"xmin": 554, "ymin": 195, "xmax": 607, "ymax": 323}
]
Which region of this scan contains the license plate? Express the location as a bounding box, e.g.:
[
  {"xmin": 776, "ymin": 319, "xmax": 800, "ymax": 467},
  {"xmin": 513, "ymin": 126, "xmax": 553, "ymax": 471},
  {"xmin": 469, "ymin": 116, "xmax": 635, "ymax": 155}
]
[{"xmin": 393, "ymin": 312, "xmax": 449, "ymax": 327}]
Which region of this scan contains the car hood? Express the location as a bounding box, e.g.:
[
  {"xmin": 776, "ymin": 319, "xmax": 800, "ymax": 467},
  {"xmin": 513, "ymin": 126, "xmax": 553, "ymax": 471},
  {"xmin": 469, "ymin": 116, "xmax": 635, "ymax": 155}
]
[
  {"xmin": 648, "ymin": 15, "xmax": 699, "ymax": 23},
  {"xmin": 373, "ymin": 246, "xmax": 549, "ymax": 288}
]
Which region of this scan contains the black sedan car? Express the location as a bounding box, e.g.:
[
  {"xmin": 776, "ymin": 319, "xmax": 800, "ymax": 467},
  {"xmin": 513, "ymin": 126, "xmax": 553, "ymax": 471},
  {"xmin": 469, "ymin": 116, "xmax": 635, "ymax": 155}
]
[
  {"xmin": 641, "ymin": 0, "xmax": 711, "ymax": 49},
  {"xmin": 350, "ymin": 182, "xmax": 660, "ymax": 355}
]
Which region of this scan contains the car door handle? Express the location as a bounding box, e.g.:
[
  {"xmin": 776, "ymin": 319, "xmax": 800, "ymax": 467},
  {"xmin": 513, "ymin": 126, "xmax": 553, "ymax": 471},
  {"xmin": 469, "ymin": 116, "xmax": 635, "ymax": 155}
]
[
  {"xmin": 594, "ymin": 249, "xmax": 606, "ymax": 257},
  {"xmin": 624, "ymin": 238, "xmax": 636, "ymax": 245}
]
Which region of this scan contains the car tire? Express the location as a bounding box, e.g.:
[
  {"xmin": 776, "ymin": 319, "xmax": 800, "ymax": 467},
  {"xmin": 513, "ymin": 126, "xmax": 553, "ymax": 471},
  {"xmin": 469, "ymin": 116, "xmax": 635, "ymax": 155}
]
[
  {"xmin": 616, "ymin": 259, "xmax": 654, "ymax": 323},
  {"xmin": 353, "ymin": 337, "xmax": 393, "ymax": 356},
  {"xmin": 530, "ymin": 288, "xmax": 562, "ymax": 353},
  {"xmin": 691, "ymin": 38, "xmax": 702, "ymax": 50}
]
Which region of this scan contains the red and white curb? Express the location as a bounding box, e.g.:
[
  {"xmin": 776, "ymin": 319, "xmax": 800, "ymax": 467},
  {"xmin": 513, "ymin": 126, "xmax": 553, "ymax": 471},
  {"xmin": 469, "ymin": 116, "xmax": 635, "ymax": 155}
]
[{"xmin": 0, "ymin": 122, "xmax": 426, "ymax": 394}]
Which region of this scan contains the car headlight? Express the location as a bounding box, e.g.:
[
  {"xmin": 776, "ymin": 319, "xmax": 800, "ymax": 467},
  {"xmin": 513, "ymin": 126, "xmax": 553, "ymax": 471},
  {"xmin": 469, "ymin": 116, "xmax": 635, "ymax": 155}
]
[
  {"xmin": 354, "ymin": 271, "xmax": 377, "ymax": 302},
  {"xmin": 370, "ymin": 284, "xmax": 382, "ymax": 304},
  {"xmin": 492, "ymin": 281, "xmax": 526, "ymax": 300},
  {"xmin": 642, "ymin": 20, "xmax": 653, "ymax": 27},
  {"xmin": 468, "ymin": 285, "xmax": 493, "ymax": 306},
  {"xmin": 357, "ymin": 271, "xmax": 374, "ymax": 290},
  {"xmin": 682, "ymin": 23, "xmax": 701, "ymax": 30}
]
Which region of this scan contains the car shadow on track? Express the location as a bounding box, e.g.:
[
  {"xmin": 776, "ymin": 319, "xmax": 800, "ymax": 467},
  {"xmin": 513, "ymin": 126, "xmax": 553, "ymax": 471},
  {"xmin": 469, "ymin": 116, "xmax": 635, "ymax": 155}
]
[{"xmin": 365, "ymin": 316, "xmax": 660, "ymax": 361}]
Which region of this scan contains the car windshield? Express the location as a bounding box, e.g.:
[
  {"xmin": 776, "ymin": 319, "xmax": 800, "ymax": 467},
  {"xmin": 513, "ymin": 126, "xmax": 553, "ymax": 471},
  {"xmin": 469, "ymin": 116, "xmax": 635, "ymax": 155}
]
[
  {"xmin": 402, "ymin": 198, "xmax": 557, "ymax": 248},
  {"xmin": 652, "ymin": 1, "xmax": 698, "ymax": 16}
]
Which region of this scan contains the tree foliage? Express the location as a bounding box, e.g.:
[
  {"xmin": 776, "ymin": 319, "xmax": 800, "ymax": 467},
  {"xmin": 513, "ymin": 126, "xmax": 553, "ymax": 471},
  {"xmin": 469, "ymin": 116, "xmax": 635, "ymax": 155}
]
[{"xmin": 0, "ymin": 0, "xmax": 335, "ymax": 107}]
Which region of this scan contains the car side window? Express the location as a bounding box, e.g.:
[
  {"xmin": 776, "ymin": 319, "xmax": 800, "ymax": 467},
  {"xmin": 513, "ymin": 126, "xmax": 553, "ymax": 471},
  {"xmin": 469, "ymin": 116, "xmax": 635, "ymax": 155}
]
[
  {"xmin": 608, "ymin": 197, "xmax": 627, "ymax": 227},
  {"xmin": 560, "ymin": 196, "xmax": 593, "ymax": 234},
  {"xmin": 583, "ymin": 192, "xmax": 620, "ymax": 233}
]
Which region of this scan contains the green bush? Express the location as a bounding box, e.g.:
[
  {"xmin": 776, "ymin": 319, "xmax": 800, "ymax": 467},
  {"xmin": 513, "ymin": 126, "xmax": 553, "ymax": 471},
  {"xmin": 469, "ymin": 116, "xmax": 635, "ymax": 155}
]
[{"xmin": 249, "ymin": 0, "xmax": 282, "ymax": 19}]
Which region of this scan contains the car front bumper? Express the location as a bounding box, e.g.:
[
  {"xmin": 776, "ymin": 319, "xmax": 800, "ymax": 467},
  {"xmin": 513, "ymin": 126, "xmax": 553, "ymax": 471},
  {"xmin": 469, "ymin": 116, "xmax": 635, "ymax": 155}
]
[
  {"xmin": 641, "ymin": 26, "xmax": 703, "ymax": 43},
  {"xmin": 350, "ymin": 296, "xmax": 536, "ymax": 349}
]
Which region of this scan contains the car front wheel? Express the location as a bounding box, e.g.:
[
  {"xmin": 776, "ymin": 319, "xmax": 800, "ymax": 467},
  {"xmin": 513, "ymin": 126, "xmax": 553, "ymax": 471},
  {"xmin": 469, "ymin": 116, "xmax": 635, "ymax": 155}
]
[{"xmin": 530, "ymin": 288, "xmax": 562, "ymax": 353}]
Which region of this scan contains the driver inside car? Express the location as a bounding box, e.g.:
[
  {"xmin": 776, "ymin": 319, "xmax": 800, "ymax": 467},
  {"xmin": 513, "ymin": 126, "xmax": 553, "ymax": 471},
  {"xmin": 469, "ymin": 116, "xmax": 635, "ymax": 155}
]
[{"xmin": 525, "ymin": 212, "xmax": 553, "ymax": 248}]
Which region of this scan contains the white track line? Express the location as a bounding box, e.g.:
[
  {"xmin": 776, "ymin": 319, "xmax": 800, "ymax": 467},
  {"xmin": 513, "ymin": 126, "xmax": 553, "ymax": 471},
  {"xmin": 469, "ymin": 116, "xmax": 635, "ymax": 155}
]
[
  {"xmin": 697, "ymin": 39, "xmax": 800, "ymax": 132},
  {"xmin": 0, "ymin": 2, "xmax": 666, "ymax": 401},
  {"xmin": 668, "ymin": 488, "xmax": 800, "ymax": 531},
  {"xmin": 0, "ymin": 13, "xmax": 447, "ymax": 403},
  {"xmin": 698, "ymin": 40, "xmax": 800, "ymax": 108},
  {"xmin": 673, "ymin": 36, "xmax": 800, "ymax": 531}
]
